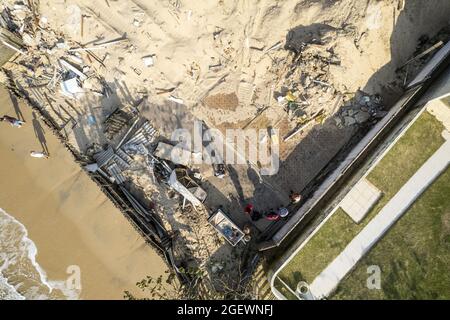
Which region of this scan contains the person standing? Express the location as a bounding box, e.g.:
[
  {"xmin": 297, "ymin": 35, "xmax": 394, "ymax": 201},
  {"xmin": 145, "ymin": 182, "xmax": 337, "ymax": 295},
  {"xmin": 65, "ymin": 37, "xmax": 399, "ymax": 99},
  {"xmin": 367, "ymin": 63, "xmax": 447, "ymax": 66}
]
[
  {"xmin": 278, "ymin": 207, "xmax": 289, "ymax": 218},
  {"xmin": 244, "ymin": 204, "xmax": 262, "ymax": 221},
  {"xmin": 265, "ymin": 210, "xmax": 280, "ymax": 221},
  {"xmin": 1, "ymin": 115, "xmax": 25, "ymax": 128},
  {"xmin": 289, "ymin": 190, "xmax": 302, "ymax": 204},
  {"xmin": 244, "ymin": 204, "xmax": 253, "ymax": 215}
]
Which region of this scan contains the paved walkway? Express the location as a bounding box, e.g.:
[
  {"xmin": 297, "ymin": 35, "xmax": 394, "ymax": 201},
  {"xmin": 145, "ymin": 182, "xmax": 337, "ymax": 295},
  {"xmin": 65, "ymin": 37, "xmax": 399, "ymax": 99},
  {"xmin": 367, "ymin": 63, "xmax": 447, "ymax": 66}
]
[
  {"xmin": 340, "ymin": 178, "xmax": 382, "ymax": 223},
  {"xmin": 309, "ymin": 130, "xmax": 450, "ymax": 299}
]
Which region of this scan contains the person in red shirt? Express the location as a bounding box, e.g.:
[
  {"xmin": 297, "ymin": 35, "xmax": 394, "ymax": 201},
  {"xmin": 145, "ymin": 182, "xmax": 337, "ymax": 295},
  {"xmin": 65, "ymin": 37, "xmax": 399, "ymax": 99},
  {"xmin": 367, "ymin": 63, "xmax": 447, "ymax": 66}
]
[{"xmin": 265, "ymin": 210, "xmax": 280, "ymax": 221}]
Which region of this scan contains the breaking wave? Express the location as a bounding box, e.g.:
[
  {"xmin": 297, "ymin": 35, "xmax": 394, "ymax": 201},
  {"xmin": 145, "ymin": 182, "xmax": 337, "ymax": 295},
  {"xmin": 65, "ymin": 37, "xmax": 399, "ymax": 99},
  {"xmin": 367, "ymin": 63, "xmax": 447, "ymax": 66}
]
[{"xmin": 0, "ymin": 208, "xmax": 79, "ymax": 300}]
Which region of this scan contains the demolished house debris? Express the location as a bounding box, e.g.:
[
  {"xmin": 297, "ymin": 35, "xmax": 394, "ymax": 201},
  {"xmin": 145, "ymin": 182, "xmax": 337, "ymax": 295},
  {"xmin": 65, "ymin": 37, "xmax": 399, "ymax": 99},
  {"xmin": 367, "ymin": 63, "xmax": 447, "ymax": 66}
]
[
  {"xmin": 0, "ymin": 26, "xmax": 24, "ymax": 65},
  {"xmin": 209, "ymin": 209, "xmax": 245, "ymax": 247},
  {"xmin": 168, "ymin": 168, "xmax": 207, "ymax": 208},
  {"xmin": 3, "ymin": 0, "xmax": 450, "ymax": 296}
]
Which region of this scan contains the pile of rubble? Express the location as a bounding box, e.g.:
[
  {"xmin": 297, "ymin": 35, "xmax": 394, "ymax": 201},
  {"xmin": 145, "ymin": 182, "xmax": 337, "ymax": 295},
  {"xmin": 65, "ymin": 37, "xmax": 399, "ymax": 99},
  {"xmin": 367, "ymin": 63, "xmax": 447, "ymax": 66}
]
[
  {"xmin": 271, "ymin": 25, "xmax": 345, "ymax": 124},
  {"xmin": 271, "ymin": 23, "xmax": 450, "ymax": 132},
  {"xmin": 1, "ymin": 1, "xmax": 119, "ymax": 105},
  {"xmin": 0, "ymin": 1, "xmax": 241, "ymax": 276},
  {"xmin": 122, "ymin": 150, "xmax": 236, "ymax": 271},
  {"xmin": 334, "ymin": 90, "xmax": 386, "ymax": 128},
  {"xmin": 87, "ymin": 115, "xmax": 231, "ymax": 269},
  {"xmin": 90, "ymin": 119, "xmax": 157, "ymax": 182}
]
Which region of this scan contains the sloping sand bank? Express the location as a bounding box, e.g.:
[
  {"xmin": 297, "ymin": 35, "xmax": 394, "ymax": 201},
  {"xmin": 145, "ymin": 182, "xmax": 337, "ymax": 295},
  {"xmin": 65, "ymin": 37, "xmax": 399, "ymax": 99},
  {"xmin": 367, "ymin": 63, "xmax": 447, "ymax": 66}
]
[{"xmin": 0, "ymin": 87, "xmax": 167, "ymax": 299}]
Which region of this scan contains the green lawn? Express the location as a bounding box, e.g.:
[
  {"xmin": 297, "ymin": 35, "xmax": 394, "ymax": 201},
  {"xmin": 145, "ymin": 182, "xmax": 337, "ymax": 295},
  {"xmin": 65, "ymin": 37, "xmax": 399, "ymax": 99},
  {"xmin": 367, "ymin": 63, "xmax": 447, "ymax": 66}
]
[
  {"xmin": 333, "ymin": 167, "xmax": 450, "ymax": 299},
  {"xmin": 274, "ymin": 277, "xmax": 298, "ymax": 300},
  {"xmin": 276, "ymin": 111, "xmax": 445, "ymax": 295},
  {"xmin": 367, "ymin": 112, "xmax": 445, "ymax": 206}
]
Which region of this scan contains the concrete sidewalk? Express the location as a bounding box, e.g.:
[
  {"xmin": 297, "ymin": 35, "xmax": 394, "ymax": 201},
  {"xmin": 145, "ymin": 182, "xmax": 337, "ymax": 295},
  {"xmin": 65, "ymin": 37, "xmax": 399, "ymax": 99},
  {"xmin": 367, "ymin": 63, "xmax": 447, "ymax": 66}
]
[{"xmin": 310, "ymin": 130, "xmax": 450, "ymax": 299}]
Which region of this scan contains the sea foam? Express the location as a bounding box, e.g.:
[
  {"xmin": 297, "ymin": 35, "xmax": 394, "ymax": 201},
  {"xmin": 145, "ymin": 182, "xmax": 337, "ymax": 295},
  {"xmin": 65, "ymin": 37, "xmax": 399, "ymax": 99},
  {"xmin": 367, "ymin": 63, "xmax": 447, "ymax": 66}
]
[{"xmin": 0, "ymin": 208, "xmax": 80, "ymax": 300}]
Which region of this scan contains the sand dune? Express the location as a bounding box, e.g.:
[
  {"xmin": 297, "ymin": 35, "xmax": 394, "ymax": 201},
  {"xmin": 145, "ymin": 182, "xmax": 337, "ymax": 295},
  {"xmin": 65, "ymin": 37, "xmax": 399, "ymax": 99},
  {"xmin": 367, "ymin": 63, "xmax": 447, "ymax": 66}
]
[{"xmin": 0, "ymin": 87, "xmax": 168, "ymax": 299}]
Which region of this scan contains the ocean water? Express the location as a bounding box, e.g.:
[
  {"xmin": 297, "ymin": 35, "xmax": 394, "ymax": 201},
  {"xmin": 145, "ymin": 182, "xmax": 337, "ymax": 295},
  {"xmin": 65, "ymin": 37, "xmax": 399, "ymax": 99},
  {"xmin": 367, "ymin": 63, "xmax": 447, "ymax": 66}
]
[{"xmin": 0, "ymin": 208, "xmax": 80, "ymax": 300}]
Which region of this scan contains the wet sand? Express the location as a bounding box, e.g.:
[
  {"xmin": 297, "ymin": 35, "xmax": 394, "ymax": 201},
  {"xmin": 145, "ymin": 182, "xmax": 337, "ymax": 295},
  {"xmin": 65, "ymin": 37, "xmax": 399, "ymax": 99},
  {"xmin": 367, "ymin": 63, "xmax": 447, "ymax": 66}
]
[{"xmin": 0, "ymin": 87, "xmax": 168, "ymax": 299}]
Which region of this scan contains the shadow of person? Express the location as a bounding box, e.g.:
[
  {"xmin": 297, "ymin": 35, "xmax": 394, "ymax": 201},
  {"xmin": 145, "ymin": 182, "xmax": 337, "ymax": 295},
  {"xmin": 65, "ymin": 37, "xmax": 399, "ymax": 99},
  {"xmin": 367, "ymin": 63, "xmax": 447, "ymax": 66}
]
[
  {"xmin": 227, "ymin": 164, "xmax": 245, "ymax": 206},
  {"xmin": 246, "ymin": 162, "xmax": 262, "ymax": 193},
  {"xmin": 9, "ymin": 91, "xmax": 24, "ymax": 121},
  {"xmin": 32, "ymin": 112, "xmax": 49, "ymax": 155}
]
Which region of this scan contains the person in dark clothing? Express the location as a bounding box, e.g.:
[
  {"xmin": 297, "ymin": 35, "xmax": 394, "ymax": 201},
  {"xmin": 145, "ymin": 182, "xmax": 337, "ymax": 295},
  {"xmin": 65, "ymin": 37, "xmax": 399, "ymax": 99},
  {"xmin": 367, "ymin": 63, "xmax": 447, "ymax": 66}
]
[
  {"xmin": 244, "ymin": 203, "xmax": 262, "ymax": 221},
  {"xmin": 251, "ymin": 210, "xmax": 262, "ymax": 221},
  {"xmin": 244, "ymin": 204, "xmax": 253, "ymax": 214},
  {"xmin": 1, "ymin": 115, "xmax": 25, "ymax": 128}
]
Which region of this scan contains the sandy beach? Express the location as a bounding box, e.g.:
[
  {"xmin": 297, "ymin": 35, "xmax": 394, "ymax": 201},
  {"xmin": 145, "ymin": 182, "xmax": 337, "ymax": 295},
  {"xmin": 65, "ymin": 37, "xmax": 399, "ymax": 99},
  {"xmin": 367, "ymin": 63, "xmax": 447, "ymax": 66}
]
[{"xmin": 0, "ymin": 87, "xmax": 168, "ymax": 299}]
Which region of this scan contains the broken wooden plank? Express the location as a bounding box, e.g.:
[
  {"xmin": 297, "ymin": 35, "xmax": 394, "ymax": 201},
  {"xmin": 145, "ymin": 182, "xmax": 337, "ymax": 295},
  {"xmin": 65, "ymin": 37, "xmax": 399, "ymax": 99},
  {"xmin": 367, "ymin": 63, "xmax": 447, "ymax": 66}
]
[
  {"xmin": 283, "ymin": 121, "xmax": 311, "ymax": 142},
  {"xmin": 265, "ymin": 41, "xmax": 282, "ymax": 53},
  {"xmin": 283, "ymin": 109, "xmax": 324, "ymax": 142},
  {"xmin": 242, "ymin": 106, "xmax": 269, "ymax": 130},
  {"xmin": 59, "ymin": 58, "xmax": 87, "ymax": 80},
  {"xmin": 1, "ymin": 40, "xmax": 26, "ymax": 55},
  {"xmin": 399, "ymin": 40, "xmax": 444, "ymax": 69}
]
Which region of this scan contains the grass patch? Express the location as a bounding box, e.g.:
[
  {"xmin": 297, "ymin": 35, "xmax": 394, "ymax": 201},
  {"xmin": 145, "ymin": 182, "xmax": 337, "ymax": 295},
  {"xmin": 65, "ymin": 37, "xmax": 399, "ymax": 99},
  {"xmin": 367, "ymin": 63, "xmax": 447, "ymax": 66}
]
[
  {"xmin": 278, "ymin": 208, "xmax": 361, "ymax": 285},
  {"xmin": 366, "ymin": 111, "xmax": 445, "ymax": 198},
  {"xmin": 273, "ymin": 277, "xmax": 298, "ymax": 300},
  {"xmin": 277, "ymin": 111, "xmax": 445, "ymax": 295},
  {"xmin": 333, "ymin": 168, "xmax": 450, "ymax": 299}
]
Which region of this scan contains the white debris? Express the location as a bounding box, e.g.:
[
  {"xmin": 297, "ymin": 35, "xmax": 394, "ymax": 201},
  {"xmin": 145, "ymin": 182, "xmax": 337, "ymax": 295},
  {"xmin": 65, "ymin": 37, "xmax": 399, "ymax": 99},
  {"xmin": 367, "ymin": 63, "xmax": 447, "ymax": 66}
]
[
  {"xmin": 59, "ymin": 58, "xmax": 87, "ymax": 80},
  {"xmin": 84, "ymin": 163, "xmax": 99, "ymax": 172},
  {"xmin": 142, "ymin": 55, "xmax": 154, "ymax": 67},
  {"xmin": 277, "ymin": 95, "xmax": 286, "ymax": 104},
  {"xmin": 133, "ymin": 18, "xmax": 141, "ymax": 27},
  {"xmin": 60, "ymin": 76, "xmax": 85, "ymax": 99},
  {"xmin": 259, "ymin": 132, "xmax": 268, "ymax": 144},
  {"xmin": 39, "ymin": 16, "xmax": 48, "ymax": 28},
  {"xmin": 168, "ymin": 95, "xmax": 184, "ymax": 104},
  {"xmin": 55, "ymin": 39, "xmax": 67, "ymax": 49},
  {"xmin": 67, "ymin": 54, "xmax": 83, "ymax": 65},
  {"xmin": 30, "ymin": 151, "xmax": 48, "ymax": 158},
  {"xmin": 22, "ymin": 33, "xmax": 34, "ymax": 46}
]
